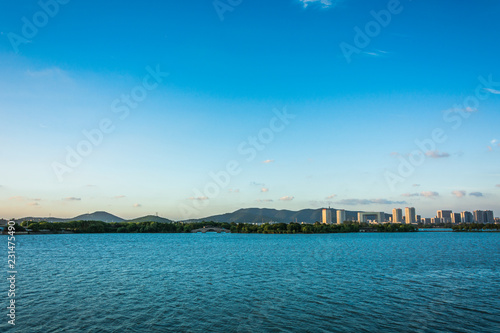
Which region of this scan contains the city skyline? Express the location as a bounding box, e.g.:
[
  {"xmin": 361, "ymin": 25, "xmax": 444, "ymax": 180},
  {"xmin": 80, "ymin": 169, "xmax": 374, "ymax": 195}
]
[{"xmin": 1, "ymin": 0, "xmax": 500, "ymax": 220}]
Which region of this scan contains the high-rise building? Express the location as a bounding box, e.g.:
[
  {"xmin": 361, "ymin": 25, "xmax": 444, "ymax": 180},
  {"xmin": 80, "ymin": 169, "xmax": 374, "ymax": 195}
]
[
  {"xmin": 424, "ymin": 218, "xmax": 432, "ymax": 224},
  {"xmin": 405, "ymin": 207, "xmax": 416, "ymax": 224},
  {"xmin": 322, "ymin": 209, "xmax": 332, "ymax": 224},
  {"xmin": 336, "ymin": 209, "xmax": 346, "ymax": 225},
  {"xmin": 437, "ymin": 210, "xmax": 453, "ymax": 223},
  {"xmin": 484, "ymin": 210, "xmax": 494, "ymax": 223},
  {"xmin": 461, "ymin": 211, "xmax": 473, "ymax": 223},
  {"xmin": 392, "ymin": 208, "xmax": 403, "ymax": 223},
  {"xmin": 474, "ymin": 210, "xmax": 485, "ymax": 223},
  {"xmin": 452, "ymin": 213, "xmax": 461, "ymax": 224},
  {"xmin": 416, "ymin": 215, "xmax": 421, "ymax": 223}
]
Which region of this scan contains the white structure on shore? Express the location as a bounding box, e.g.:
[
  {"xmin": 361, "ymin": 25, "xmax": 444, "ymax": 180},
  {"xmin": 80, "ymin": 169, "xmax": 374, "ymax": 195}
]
[{"xmin": 357, "ymin": 212, "xmax": 385, "ymax": 223}]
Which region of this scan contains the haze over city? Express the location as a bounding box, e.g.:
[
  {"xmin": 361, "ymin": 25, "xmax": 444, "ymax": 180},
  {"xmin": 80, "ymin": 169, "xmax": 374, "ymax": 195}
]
[{"xmin": 1, "ymin": 0, "xmax": 499, "ymax": 220}]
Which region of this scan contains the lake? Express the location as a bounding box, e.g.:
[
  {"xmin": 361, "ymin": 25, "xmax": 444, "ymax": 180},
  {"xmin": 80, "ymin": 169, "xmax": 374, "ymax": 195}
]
[{"xmin": 2, "ymin": 232, "xmax": 499, "ymax": 332}]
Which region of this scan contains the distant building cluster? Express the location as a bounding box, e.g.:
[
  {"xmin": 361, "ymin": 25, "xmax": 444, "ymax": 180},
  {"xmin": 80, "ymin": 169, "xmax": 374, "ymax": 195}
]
[{"xmin": 320, "ymin": 207, "xmax": 497, "ymax": 225}]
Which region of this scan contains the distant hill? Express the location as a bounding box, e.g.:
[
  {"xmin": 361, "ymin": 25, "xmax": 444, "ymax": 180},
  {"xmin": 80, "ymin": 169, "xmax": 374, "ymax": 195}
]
[
  {"xmin": 72, "ymin": 211, "xmax": 125, "ymax": 223},
  {"xmin": 17, "ymin": 211, "xmax": 125, "ymax": 223},
  {"xmin": 187, "ymin": 208, "xmax": 359, "ymax": 224},
  {"xmin": 127, "ymin": 215, "xmax": 174, "ymax": 223}
]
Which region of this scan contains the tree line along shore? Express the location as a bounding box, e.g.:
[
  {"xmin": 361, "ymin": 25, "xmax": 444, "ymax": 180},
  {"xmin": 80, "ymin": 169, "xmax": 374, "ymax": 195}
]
[
  {"xmin": 3, "ymin": 221, "xmax": 498, "ymax": 235},
  {"xmin": 6, "ymin": 220, "xmax": 420, "ymax": 234}
]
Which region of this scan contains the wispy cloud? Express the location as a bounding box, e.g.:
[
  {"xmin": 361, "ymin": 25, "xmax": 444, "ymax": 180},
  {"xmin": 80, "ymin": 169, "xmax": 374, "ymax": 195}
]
[
  {"xmin": 402, "ymin": 193, "xmax": 419, "ymax": 197},
  {"xmin": 326, "ymin": 194, "xmax": 337, "ymax": 199},
  {"xmin": 251, "ymin": 181, "xmax": 265, "ymax": 187},
  {"xmin": 412, "ymin": 184, "xmax": 421, "ymax": 187},
  {"xmin": 425, "ymin": 150, "xmax": 450, "ymax": 158},
  {"xmin": 228, "ymin": 189, "xmax": 240, "ymax": 193},
  {"xmin": 420, "ymin": 191, "xmax": 439, "ymax": 198},
  {"xmin": 10, "ymin": 196, "xmax": 41, "ymax": 202},
  {"xmin": 496, "ymin": 184, "xmax": 500, "ymax": 188},
  {"xmin": 299, "ymin": 0, "xmax": 340, "ymax": 9},
  {"xmin": 469, "ymin": 192, "xmax": 483, "ymax": 197},
  {"xmin": 26, "ymin": 67, "xmax": 67, "ymax": 78},
  {"xmin": 262, "ymin": 159, "xmax": 274, "ymax": 164},
  {"xmin": 447, "ymin": 107, "xmax": 478, "ymax": 114},
  {"xmin": 279, "ymin": 196, "xmax": 295, "ymax": 201},
  {"xmin": 336, "ymin": 199, "xmax": 406, "ymax": 205},
  {"xmin": 133, "ymin": 203, "xmax": 142, "ymax": 207},
  {"xmin": 484, "ymin": 88, "xmax": 500, "ymax": 94},
  {"xmin": 256, "ymin": 199, "xmax": 274, "ymax": 203},
  {"xmin": 451, "ymin": 190, "xmax": 466, "ymax": 198},
  {"xmin": 63, "ymin": 197, "xmax": 81, "ymax": 201},
  {"xmin": 114, "ymin": 195, "xmax": 126, "ymax": 199},
  {"xmin": 362, "ymin": 49, "xmax": 389, "ymax": 58},
  {"xmin": 28, "ymin": 202, "xmax": 40, "ymax": 206},
  {"xmin": 188, "ymin": 196, "xmax": 209, "ymax": 201},
  {"xmin": 261, "ymin": 188, "xmax": 269, "ymax": 193}
]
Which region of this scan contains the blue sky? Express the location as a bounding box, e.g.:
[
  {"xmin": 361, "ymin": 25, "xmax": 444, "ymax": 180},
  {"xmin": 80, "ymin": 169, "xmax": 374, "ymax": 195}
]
[{"xmin": 0, "ymin": 0, "xmax": 499, "ymax": 220}]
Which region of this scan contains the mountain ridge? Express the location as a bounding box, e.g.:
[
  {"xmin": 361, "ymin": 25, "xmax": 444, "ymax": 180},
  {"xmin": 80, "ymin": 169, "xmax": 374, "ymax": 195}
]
[{"xmin": 14, "ymin": 208, "xmax": 364, "ymax": 224}]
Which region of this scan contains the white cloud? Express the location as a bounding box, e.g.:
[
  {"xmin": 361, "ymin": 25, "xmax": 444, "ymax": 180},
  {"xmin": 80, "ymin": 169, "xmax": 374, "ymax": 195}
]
[
  {"xmin": 425, "ymin": 150, "xmax": 450, "ymax": 158},
  {"xmin": 133, "ymin": 203, "xmax": 142, "ymax": 207},
  {"xmin": 362, "ymin": 49, "xmax": 389, "ymax": 58},
  {"xmin": 299, "ymin": 0, "xmax": 340, "ymax": 9},
  {"xmin": 262, "ymin": 159, "xmax": 275, "ymax": 164},
  {"xmin": 326, "ymin": 194, "xmax": 337, "ymax": 199},
  {"xmin": 114, "ymin": 195, "xmax": 126, "ymax": 199},
  {"xmin": 188, "ymin": 196, "xmax": 209, "ymax": 201},
  {"xmin": 484, "ymin": 88, "xmax": 500, "ymax": 95},
  {"xmin": 451, "ymin": 190, "xmax": 466, "ymax": 198},
  {"xmin": 420, "ymin": 191, "xmax": 439, "ymax": 198},
  {"xmin": 26, "ymin": 67, "xmax": 66, "ymax": 78},
  {"xmin": 261, "ymin": 188, "xmax": 269, "ymax": 193},
  {"xmin": 279, "ymin": 196, "xmax": 295, "ymax": 201}
]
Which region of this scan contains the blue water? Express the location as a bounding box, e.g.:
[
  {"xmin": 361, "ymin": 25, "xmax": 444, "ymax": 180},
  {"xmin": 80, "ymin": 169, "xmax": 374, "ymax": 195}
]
[{"xmin": 2, "ymin": 233, "xmax": 499, "ymax": 332}]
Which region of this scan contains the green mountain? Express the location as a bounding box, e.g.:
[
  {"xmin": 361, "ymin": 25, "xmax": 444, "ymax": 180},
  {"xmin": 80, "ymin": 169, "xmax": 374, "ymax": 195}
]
[
  {"xmin": 187, "ymin": 208, "xmax": 359, "ymax": 224},
  {"xmin": 127, "ymin": 215, "xmax": 174, "ymax": 223}
]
